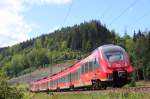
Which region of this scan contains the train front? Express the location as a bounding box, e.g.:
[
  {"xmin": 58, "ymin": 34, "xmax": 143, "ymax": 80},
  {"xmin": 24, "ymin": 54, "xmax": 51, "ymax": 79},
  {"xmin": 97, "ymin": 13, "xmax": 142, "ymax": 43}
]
[{"xmin": 99, "ymin": 45, "xmax": 134, "ymax": 87}]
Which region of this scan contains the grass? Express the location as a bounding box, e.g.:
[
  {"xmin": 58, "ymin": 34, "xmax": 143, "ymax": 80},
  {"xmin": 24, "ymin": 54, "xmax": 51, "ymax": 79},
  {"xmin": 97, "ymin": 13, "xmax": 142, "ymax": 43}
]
[
  {"xmin": 18, "ymin": 79, "xmax": 150, "ymax": 99},
  {"xmin": 23, "ymin": 91, "xmax": 150, "ymax": 99},
  {"xmin": 21, "ymin": 80, "xmax": 150, "ymax": 99}
]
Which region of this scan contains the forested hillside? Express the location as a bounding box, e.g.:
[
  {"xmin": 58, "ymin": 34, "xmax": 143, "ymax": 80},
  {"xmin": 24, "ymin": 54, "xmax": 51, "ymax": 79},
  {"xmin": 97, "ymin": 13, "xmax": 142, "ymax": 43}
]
[{"xmin": 0, "ymin": 20, "xmax": 150, "ymax": 80}]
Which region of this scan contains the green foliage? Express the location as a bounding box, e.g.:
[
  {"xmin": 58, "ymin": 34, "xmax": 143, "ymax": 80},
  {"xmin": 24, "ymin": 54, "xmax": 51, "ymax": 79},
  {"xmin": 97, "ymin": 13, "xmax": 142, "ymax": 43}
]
[
  {"xmin": 129, "ymin": 80, "xmax": 136, "ymax": 87},
  {"xmin": 0, "ymin": 70, "xmax": 24, "ymax": 99},
  {"xmin": 130, "ymin": 31, "xmax": 150, "ymax": 80}
]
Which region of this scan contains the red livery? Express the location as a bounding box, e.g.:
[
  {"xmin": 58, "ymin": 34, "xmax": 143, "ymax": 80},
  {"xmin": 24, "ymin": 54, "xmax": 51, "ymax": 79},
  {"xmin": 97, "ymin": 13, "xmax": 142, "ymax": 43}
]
[{"xmin": 30, "ymin": 44, "xmax": 134, "ymax": 92}]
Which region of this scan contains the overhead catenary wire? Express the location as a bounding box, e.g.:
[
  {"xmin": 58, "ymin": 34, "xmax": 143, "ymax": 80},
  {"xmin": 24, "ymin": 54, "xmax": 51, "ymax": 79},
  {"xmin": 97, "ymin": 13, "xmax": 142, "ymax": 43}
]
[
  {"xmin": 131, "ymin": 12, "xmax": 150, "ymax": 27},
  {"xmin": 127, "ymin": 11, "xmax": 150, "ymax": 35},
  {"xmin": 62, "ymin": 1, "xmax": 73, "ymax": 28},
  {"xmin": 109, "ymin": 0, "xmax": 139, "ymax": 26},
  {"xmin": 100, "ymin": 2, "xmax": 114, "ymax": 20}
]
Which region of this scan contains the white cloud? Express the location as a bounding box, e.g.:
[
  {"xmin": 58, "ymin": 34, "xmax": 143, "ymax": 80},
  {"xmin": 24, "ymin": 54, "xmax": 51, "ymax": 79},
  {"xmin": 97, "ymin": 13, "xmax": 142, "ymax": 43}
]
[
  {"xmin": 0, "ymin": 0, "xmax": 31, "ymax": 47},
  {"xmin": 0, "ymin": 0, "xmax": 72, "ymax": 48},
  {"xmin": 24, "ymin": 0, "xmax": 72, "ymax": 5}
]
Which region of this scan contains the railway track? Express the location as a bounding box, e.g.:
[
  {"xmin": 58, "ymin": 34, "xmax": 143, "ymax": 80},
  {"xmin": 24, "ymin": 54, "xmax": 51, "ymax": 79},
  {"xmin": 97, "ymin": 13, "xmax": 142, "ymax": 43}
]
[
  {"xmin": 49, "ymin": 87, "xmax": 150, "ymax": 94},
  {"xmin": 118, "ymin": 87, "xmax": 150, "ymax": 93}
]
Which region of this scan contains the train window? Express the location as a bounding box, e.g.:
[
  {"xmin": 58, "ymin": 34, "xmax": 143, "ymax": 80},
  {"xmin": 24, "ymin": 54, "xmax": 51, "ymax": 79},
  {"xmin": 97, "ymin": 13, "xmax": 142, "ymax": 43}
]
[
  {"xmin": 62, "ymin": 77, "xmax": 64, "ymax": 83},
  {"xmin": 66, "ymin": 75, "xmax": 68, "ymax": 82},
  {"xmin": 81, "ymin": 62, "xmax": 92, "ymax": 74},
  {"xmin": 75, "ymin": 71, "xmax": 77, "ymax": 80},
  {"xmin": 51, "ymin": 81, "xmax": 53, "ymax": 86},
  {"xmin": 54, "ymin": 80, "xmax": 56, "ymax": 85},
  {"xmin": 58, "ymin": 78, "xmax": 60, "ymax": 84},
  {"xmin": 89, "ymin": 61, "xmax": 93, "ymax": 71},
  {"xmin": 45, "ymin": 82, "xmax": 47, "ymax": 87},
  {"xmin": 42, "ymin": 82, "xmax": 46, "ymax": 87},
  {"xmin": 72, "ymin": 72, "xmax": 74, "ymax": 81},
  {"xmin": 74, "ymin": 72, "xmax": 76, "ymax": 80},
  {"xmin": 83, "ymin": 64, "xmax": 85, "ymax": 74},
  {"xmin": 32, "ymin": 85, "xmax": 34, "ymax": 88},
  {"xmin": 38, "ymin": 84, "xmax": 41, "ymax": 88},
  {"xmin": 84, "ymin": 62, "xmax": 88, "ymax": 73},
  {"xmin": 49, "ymin": 81, "xmax": 51, "ymax": 86},
  {"xmin": 82, "ymin": 64, "xmax": 85, "ymax": 74},
  {"xmin": 56, "ymin": 79, "xmax": 58, "ymax": 85},
  {"xmin": 51, "ymin": 81, "xmax": 52, "ymax": 86},
  {"xmin": 41, "ymin": 83, "xmax": 43, "ymax": 87},
  {"xmin": 81, "ymin": 64, "xmax": 84, "ymax": 74},
  {"xmin": 87, "ymin": 62, "xmax": 89, "ymax": 72},
  {"xmin": 59, "ymin": 78, "xmax": 60, "ymax": 84},
  {"xmin": 76, "ymin": 70, "xmax": 80, "ymax": 80},
  {"xmin": 43, "ymin": 83, "xmax": 45, "ymax": 87},
  {"xmin": 52, "ymin": 80, "xmax": 54, "ymax": 86},
  {"xmin": 61, "ymin": 77, "xmax": 62, "ymax": 83},
  {"xmin": 65, "ymin": 75, "xmax": 67, "ymax": 83},
  {"xmin": 53, "ymin": 80, "xmax": 54, "ymax": 85},
  {"xmin": 77, "ymin": 69, "xmax": 80, "ymax": 79},
  {"xmin": 105, "ymin": 51, "xmax": 124, "ymax": 62},
  {"xmin": 59, "ymin": 79, "xmax": 60, "ymax": 84},
  {"xmin": 36, "ymin": 84, "xmax": 38, "ymax": 88},
  {"xmin": 34, "ymin": 84, "xmax": 37, "ymax": 88},
  {"xmin": 55, "ymin": 80, "xmax": 57, "ymax": 85},
  {"xmin": 72, "ymin": 73, "xmax": 74, "ymax": 81},
  {"xmin": 64, "ymin": 75, "xmax": 66, "ymax": 83},
  {"xmin": 71, "ymin": 72, "xmax": 76, "ymax": 81},
  {"xmin": 68, "ymin": 74, "xmax": 71, "ymax": 82},
  {"xmin": 93, "ymin": 58, "xmax": 100, "ymax": 69},
  {"xmin": 71, "ymin": 73, "xmax": 72, "ymax": 81},
  {"xmin": 64, "ymin": 76, "xmax": 65, "ymax": 83},
  {"xmin": 40, "ymin": 84, "xmax": 42, "ymax": 88}
]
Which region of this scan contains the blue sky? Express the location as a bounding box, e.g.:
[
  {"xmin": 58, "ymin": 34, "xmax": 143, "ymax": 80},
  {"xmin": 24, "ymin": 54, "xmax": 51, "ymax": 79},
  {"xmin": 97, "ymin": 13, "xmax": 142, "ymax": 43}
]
[{"xmin": 0, "ymin": 0, "xmax": 150, "ymax": 47}]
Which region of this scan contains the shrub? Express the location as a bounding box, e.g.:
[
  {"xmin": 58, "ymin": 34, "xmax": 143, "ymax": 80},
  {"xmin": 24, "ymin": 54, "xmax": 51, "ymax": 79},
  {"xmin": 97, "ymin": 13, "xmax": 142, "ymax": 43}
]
[
  {"xmin": 0, "ymin": 70, "xmax": 24, "ymax": 99},
  {"xmin": 129, "ymin": 79, "xmax": 136, "ymax": 87}
]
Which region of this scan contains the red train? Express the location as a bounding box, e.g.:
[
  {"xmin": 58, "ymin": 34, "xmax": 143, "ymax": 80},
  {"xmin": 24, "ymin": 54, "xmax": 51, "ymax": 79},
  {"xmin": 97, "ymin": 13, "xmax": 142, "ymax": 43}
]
[{"xmin": 30, "ymin": 44, "xmax": 134, "ymax": 92}]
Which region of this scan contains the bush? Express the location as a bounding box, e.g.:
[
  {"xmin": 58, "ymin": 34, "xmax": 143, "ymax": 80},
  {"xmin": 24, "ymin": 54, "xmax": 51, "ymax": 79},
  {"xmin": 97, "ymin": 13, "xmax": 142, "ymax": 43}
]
[
  {"xmin": 0, "ymin": 70, "xmax": 24, "ymax": 99},
  {"xmin": 129, "ymin": 79, "xmax": 136, "ymax": 87}
]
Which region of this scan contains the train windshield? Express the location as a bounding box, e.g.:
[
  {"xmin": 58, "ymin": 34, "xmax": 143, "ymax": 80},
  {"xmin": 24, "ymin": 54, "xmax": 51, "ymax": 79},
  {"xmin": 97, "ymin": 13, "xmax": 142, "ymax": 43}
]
[{"xmin": 105, "ymin": 51, "xmax": 124, "ymax": 62}]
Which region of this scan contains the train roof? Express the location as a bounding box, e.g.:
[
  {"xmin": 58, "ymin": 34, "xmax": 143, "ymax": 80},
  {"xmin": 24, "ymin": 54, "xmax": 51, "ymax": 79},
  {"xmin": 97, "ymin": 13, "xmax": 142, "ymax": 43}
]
[{"xmin": 98, "ymin": 44, "xmax": 125, "ymax": 53}]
